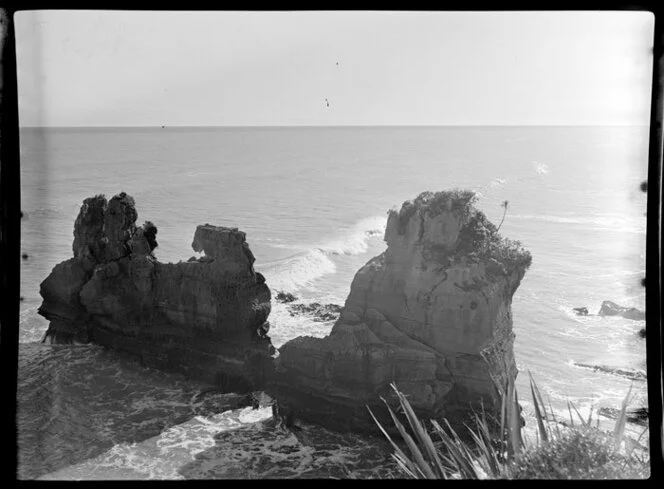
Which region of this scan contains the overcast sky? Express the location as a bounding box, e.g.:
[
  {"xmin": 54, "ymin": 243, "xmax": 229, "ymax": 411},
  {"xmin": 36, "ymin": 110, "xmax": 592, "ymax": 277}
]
[{"xmin": 14, "ymin": 10, "xmax": 654, "ymax": 127}]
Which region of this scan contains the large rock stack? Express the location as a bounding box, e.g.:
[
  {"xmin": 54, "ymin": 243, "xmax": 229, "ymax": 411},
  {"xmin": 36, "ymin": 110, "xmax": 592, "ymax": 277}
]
[
  {"xmin": 38, "ymin": 192, "xmax": 274, "ymax": 392},
  {"xmin": 268, "ymin": 190, "xmax": 532, "ymax": 433}
]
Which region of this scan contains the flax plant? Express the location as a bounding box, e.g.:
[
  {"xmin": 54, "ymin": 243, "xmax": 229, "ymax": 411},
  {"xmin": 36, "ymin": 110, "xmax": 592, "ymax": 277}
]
[{"xmin": 368, "ymin": 374, "xmax": 649, "ymax": 479}]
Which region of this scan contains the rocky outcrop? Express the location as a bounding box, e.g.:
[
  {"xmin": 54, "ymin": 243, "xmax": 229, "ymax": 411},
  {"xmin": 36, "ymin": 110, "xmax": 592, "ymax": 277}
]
[
  {"xmin": 39, "ymin": 192, "xmax": 274, "ymax": 392},
  {"xmin": 275, "ymin": 292, "xmax": 343, "ymax": 322},
  {"xmin": 267, "ymin": 190, "xmax": 532, "ymax": 433},
  {"xmin": 598, "ymin": 406, "xmax": 649, "ymax": 427},
  {"xmin": 572, "ymin": 362, "xmax": 647, "ymax": 381},
  {"xmin": 597, "ymin": 301, "xmax": 645, "ymax": 321},
  {"xmin": 275, "ymin": 291, "xmax": 298, "ymax": 304},
  {"xmin": 573, "ymin": 307, "xmax": 589, "ymax": 316},
  {"xmin": 287, "ymin": 303, "xmax": 344, "ymax": 322}
]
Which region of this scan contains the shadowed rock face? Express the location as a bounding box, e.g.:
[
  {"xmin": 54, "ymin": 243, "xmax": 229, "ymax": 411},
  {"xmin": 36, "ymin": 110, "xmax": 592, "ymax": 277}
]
[
  {"xmin": 39, "ymin": 193, "xmax": 274, "ymax": 392},
  {"xmin": 267, "ymin": 190, "xmax": 532, "ymax": 434}
]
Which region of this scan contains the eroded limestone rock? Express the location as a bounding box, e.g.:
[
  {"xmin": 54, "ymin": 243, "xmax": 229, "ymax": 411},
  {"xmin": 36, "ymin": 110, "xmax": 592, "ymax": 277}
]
[
  {"xmin": 39, "ymin": 193, "xmax": 274, "ymax": 392},
  {"xmin": 268, "ymin": 190, "xmax": 532, "ymax": 433}
]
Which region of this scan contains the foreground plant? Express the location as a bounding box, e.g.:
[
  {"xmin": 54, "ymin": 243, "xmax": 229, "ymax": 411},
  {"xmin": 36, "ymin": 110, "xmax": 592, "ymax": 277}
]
[{"xmin": 368, "ymin": 374, "xmax": 649, "ymax": 479}]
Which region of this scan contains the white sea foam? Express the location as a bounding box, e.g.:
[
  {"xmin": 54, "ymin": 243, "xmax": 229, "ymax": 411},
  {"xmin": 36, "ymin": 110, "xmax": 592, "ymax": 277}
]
[
  {"xmin": 256, "ymin": 215, "xmax": 386, "ymax": 292},
  {"xmin": 258, "ymin": 248, "xmax": 337, "ymax": 292},
  {"xmin": 268, "ymin": 301, "xmax": 336, "ymax": 349},
  {"xmin": 317, "ymin": 215, "xmax": 387, "ymax": 256},
  {"xmin": 488, "ymin": 177, "xmax": 506, "ymax": 188},
  {"xmin": 19, "ymin": 307, "xmax": 49, "ymax": 343}
]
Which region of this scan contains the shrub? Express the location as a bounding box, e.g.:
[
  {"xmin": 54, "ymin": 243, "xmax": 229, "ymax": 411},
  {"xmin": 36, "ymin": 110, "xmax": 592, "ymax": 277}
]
[
  {"xmin": 394, "ymin": 190, "xmax": 532, "ymax": 274},
  {"xmin": 395, "ymin": 190, "xmax": 478, "ymax": 235},
  {"xmin": 457, "ymin": 209, "xmax": 532, "ymax": 274},
  {"xmin": 143, "ymin": 220, "xmax": 158, "ymax": 251},
  {"xmin": 509, "ymin": 429, "xmax": 647, "ymax": 479}
]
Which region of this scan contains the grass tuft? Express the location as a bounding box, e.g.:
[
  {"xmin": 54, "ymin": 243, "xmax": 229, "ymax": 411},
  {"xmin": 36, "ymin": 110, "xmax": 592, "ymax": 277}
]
[{"xmin": 368, "ymin": 376, "xmax": 649, "ymax": 479}]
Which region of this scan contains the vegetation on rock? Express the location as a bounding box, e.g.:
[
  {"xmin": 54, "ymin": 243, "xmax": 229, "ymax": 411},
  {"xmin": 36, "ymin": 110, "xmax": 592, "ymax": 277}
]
[
  {"xmin": 396, "ymin": 189, "xmax": 532, "ymax": 275},
  {"xmin": 142, "ymin": 220, "xmax": 158, "ymax": 251}
]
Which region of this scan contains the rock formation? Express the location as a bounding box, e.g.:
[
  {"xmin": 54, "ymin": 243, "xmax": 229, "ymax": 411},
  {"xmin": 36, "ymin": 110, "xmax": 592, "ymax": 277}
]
[
  {"xmin": 286, "ymin": 303, "xmax": 344, "ymax": 322},
  {"xmin": 597, "ymin": 301, "xmax": 645, "ymax": 321},
  {"xmin": 275, "ymin": 291, "xmax": 298, "ymax": 303},
  {"xmin": 39, "ymin": 192, "xmax": 274, "ymax": 392},
  {"xmin": 598, "ymin": 406, "xmax": 648, "ymax": 427},
  {"xmin": 267, "ymin": 190, "xmax": 532, "ymax": 433},
  {"xmin": 572, "ymin": 362, "xmax": 647, "ymax": 382}
]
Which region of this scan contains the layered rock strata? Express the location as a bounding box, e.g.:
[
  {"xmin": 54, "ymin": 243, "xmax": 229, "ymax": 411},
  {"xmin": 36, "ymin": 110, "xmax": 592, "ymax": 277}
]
[
  {"xmin": 39, "ymin": 192, "xmax": 274, "ymax": 392},
  {"xmin": 268, "ymin": 190, "xmax": 532, "ymax": 433}
]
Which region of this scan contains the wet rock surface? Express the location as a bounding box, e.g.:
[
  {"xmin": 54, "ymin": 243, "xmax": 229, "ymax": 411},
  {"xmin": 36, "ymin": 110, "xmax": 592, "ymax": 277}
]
[{"xmin": 275, "ymin": 291, "xmax": 298, "ymax": 304}]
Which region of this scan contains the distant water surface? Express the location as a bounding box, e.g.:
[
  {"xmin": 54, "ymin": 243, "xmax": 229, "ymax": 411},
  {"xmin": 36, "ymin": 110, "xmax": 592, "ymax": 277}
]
[{"xmin": 18, "ymin": 126, "xmax": 649, "ymax": 479}]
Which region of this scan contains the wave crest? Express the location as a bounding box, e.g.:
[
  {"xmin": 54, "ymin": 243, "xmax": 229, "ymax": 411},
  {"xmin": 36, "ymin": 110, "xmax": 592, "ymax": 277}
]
[
  {"xmin": 317, "ymin": 215, "xmax": 387, "ymax": 255},
  {"xmin": 255, "ymin": 215, "xmax": 386, "ymax": 292},
  {"xmin": 257, "ymin": 248, "xmax": 337, "ymax": 292}
]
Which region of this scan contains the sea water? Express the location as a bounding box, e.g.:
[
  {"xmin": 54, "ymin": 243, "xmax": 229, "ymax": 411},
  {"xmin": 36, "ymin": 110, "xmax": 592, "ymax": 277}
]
[{"xmin": 17, "ymin": 126, "xmax": 649, "ymax": 479}]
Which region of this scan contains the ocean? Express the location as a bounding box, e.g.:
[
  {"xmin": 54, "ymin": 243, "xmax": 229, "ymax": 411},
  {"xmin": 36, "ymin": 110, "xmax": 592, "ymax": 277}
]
[{"xmin": 17, "ymin": 125, "xmax": 649, "ymax": 479}]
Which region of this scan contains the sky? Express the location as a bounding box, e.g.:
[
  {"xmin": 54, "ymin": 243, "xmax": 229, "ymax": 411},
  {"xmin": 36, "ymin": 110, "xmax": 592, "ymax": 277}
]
[{"xmin": 14, "ymin": 10, "xmax": 655, "ymax": 127}]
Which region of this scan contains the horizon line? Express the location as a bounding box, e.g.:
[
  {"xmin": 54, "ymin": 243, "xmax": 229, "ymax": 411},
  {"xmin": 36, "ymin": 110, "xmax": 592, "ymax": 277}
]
[{"xmin": 19, "ymin": 123, "xmax": 650, "ymax": 129}]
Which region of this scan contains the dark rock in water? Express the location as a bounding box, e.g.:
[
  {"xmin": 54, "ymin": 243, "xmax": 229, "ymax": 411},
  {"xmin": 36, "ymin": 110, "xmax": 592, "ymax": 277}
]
[
  {"xmin": 573, "ymin": 307, "xmax": 589, "ymax": 316},
  {"xmin": 598, "ymin": 406, "xmax": 649, "ymax": 427},
  {"xmin": 573, "ymin": 362, "xmax": 647, "ymax": 381},
  {"xmin": 287, "ymin": 302, "xmax": 343, "ymax": 322},
  {"xmin": 598, "ymin": 300, "xmax": 645, "ymax": 321},
  {"xmin": 39, "ymin": 193, "xmax": 275, "ymax": 392},
  {"xmin": 191, "ymin": 391, "xmax": 257, "ymax": 416},
  {"xmin": 275, "ymin": 291, "xmax": 298, "ymax": 303},
  {"xmin": 267, "ymin": 190, "xmax": 532, "ymax": 435},
  {"xmin": 628, "ymin": 407, "xmax": 649, "ymax": 423}
]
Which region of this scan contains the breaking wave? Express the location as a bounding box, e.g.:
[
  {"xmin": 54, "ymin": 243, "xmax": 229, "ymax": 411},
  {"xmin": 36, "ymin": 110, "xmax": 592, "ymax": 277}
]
[
  {"xmin": 488, "ymin": 177, "xmax": 506, "ymax": 188},
  {"xmin": 258, "ymin": 249, "xmax": 337, "ymax": 293},
  {"xmin": 316, "ymin": 215, "xmax": 387, "ymax": 256},
  {"xmin": 257, "ymin": 215, "xmax": 387, "ymax": 291}
]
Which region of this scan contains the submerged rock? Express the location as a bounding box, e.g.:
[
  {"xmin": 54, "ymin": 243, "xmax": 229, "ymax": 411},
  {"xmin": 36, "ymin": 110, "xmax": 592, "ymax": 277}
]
[
  {"xmin": 573, "ymin": 362, "xmax": 647, "ymax": 381},
  {"xmin": 287, "ymin": 302, "xmax": 343, "ymax": 322},
  {"xmin": 275, "ymin": 291, "xmax": 298, "ymax": 303},
  {"xmin": 39, "ymin": 193, "xmax": 274, "ymax": 392},
  {"xmin": 267, "ymin": 190, "xmax": 532, "ymax": 434},
  {"xmin": 597, "ymin": 301, "xmax": 645, "ymax": 321},
  {"xmin": 598, "ymin": 406, "xmax": 649, "ymax": 427}
]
